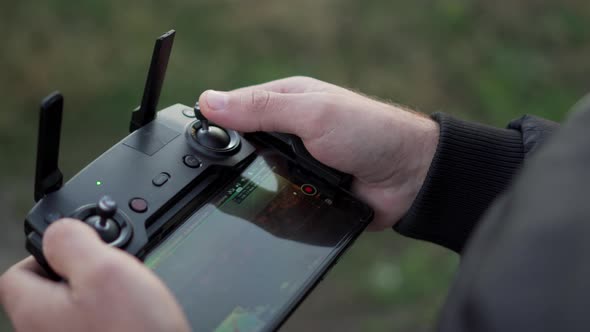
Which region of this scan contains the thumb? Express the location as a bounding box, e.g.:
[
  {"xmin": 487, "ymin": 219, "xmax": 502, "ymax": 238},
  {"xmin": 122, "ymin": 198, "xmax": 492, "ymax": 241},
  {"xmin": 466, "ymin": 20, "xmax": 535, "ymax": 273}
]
[
  {"xmin": 43, "ymin": 219, "xmax": 124, "ymax": 281},
  {"xmin": 198, "ymin": 89, "xmax": 329, "ymax": 137}
]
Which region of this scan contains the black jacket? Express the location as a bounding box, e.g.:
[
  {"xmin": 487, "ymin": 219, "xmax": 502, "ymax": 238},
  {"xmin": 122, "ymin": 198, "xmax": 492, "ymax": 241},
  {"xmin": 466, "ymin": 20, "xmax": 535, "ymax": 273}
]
[{"xmin": 394, "ymin": 97, "xmax": 590, "ymax": 330}]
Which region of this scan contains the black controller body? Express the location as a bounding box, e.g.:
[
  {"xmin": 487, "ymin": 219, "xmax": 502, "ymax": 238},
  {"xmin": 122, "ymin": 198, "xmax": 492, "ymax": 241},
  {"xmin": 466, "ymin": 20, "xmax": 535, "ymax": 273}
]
[
  {"xmin": 23, "ymin": 30, "xmax": 372, "ymax": 332},
  {"xmin": 26, "ymin": 103, "xmax": 247, "ymax": 273},
  {"xmin": 24, "ymin": 29, "xmax": 358, "ymax": 285},
  {"xmin": 25, "ymin": 102, "xmax": 353, "ymax": 277}
]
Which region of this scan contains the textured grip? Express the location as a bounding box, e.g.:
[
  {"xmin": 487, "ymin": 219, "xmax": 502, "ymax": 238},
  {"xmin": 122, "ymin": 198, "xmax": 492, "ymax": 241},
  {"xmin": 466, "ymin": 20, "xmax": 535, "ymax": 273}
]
[{"xmin": 247, "ymin": 132, "xmax": 353, "ymax": 189}]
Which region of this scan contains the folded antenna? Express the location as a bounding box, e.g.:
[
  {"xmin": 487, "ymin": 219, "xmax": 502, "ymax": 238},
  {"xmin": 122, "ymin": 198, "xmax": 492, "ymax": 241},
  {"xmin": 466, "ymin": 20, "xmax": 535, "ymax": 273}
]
[
  {"xmin": 129, "ymin": 29, "xmax": 176, "ymax": 132},
  {"xmin": 34, "ymin": 92, "xmax": 64, "ymax": 202}
]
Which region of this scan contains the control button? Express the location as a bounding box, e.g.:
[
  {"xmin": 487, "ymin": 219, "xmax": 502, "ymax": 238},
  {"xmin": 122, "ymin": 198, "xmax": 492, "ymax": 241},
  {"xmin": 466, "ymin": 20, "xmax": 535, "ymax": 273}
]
[
  {"xmin": 183, "ymin": 155, "xmax": 202, "ymax": 168},
  {"xmin": 182, "ymin": 108, "xmax": 196, "ymax": 118},
  {"xmin": 152, "ymin": 172, "xmax": 170, "ymax": 187},
  {"xmin": 129, "ymin": 198, "xmax": 148, "ymax": 213},
  {"xmin": 44, "ymin": 211, "xmax": 63, "ymax": 224},
  {"xmin": 301, "ymin": 184, "xmax": 317, "ymax": 196}
]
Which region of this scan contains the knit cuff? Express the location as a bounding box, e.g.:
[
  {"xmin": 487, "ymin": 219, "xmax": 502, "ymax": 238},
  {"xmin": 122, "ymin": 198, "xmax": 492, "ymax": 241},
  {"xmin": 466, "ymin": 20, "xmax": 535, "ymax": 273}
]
[{"xmin": 394, "ymin": 113, "xmax": 524, "ymax": 253}]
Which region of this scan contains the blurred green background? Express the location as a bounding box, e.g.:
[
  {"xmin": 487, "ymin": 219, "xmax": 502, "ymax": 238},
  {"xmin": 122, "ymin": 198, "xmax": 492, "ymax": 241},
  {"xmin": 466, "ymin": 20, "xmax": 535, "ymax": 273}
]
[{"xmin": 1, "ymin": 0, "xmax": 589, "ymax": 331}]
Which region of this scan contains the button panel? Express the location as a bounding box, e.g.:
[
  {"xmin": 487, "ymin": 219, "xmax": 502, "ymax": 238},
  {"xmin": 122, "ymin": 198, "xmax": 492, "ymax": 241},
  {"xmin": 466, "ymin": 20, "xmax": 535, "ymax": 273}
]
[{"xmin": 25, "ymin": 103, "xmax": 259, "ymax": 277}]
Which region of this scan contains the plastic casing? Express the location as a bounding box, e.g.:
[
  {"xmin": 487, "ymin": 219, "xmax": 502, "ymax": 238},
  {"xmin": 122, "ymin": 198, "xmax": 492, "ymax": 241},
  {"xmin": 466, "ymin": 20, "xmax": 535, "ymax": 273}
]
[
  {"xmin": 24, "ymin": 103, "xmax": 374, "ymax": 330},
  {"xmin": 25, "ymin": 104, "xmax": 256, "ymax": 272}
]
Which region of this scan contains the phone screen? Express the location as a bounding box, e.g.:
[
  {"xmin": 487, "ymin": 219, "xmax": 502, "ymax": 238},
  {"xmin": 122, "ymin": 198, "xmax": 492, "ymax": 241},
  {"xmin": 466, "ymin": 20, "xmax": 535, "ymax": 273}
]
[{"xmin": 144, "ymin": 151, "xmax": 371, "ymax": 331}]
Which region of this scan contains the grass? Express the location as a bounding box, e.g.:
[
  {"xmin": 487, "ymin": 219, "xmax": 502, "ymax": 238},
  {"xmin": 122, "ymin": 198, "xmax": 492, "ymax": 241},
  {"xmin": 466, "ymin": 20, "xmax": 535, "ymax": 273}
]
[{"xmin": 1, "ymin": 0, "xmax": 589, "ymax": 331}]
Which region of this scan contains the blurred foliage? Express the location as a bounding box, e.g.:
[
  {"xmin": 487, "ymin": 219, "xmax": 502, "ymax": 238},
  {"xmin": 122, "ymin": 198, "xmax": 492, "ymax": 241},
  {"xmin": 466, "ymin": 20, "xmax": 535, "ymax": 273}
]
[{"xmin": 1, "ymin": 0, "xmax": 590, "ymax": 331}]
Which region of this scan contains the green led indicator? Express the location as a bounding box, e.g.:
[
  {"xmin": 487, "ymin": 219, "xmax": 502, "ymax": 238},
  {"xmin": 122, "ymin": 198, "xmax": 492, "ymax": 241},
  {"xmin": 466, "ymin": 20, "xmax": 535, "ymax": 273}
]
[{"xmin": 96, "ymin": 181, "xmax": 102, "ymax": 186}]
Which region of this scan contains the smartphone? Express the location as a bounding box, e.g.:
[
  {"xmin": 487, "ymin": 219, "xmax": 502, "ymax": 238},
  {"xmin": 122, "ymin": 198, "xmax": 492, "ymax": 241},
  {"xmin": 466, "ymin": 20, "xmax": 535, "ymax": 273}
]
[{"xmin": 143, "ymin": 147, "xmax": 373, "ymax": 331}]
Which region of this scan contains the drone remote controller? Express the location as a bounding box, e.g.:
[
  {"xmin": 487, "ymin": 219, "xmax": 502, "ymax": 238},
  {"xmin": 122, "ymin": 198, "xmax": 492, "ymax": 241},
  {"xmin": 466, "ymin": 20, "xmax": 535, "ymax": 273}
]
[{"xmin": 25, "ymin": 30, "xmax": 353, "ymax": 278}]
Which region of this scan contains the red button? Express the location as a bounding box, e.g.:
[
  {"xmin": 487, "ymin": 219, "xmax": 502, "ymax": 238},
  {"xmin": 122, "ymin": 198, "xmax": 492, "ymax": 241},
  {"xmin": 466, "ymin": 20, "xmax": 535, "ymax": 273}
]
[
  {"xmin": 129, "ymin": 198, "xmax": 148, "ymax": 213},
  {"xmin": 301, "ymin": 184, "xmax": 317, "ymax": 196}
]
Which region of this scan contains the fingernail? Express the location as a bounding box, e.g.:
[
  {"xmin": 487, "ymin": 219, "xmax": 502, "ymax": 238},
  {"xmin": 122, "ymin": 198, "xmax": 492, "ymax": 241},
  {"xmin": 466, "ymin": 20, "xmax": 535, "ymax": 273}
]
[{"xmin": 205, "ymin": 90, "xmax": 229, "ymax": 111}]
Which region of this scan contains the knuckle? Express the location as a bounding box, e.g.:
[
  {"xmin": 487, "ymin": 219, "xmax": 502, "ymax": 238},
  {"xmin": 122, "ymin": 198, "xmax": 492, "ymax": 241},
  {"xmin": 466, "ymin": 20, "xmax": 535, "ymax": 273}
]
[
  {"xmin": 248, "ymin": 89, "xmax": 272, "ymax": 112},
  {"xmin": 310, "ymin": 93, "xmax": 333, "ymax": 114},
  {"xmin": 298, "ymin": 94, "xmax": 335, "ymax": 138}
]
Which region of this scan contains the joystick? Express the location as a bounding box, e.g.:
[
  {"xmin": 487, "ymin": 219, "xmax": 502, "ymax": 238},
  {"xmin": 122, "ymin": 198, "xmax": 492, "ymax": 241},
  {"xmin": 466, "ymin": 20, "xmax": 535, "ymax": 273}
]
[
  {"xmin": 189, "ymin": 102, "xmax": 240, "ymax": 153},
  {"xmin": 191, "ymin": 102, "xmax": 231, "ymax": 149},
  {"xmin": 85, "ymin": 196, "xmax": 121, "ymax": 243},
  {"xmin": 192, "ymin": 102, "xmax": 209, "ymax": 131}
]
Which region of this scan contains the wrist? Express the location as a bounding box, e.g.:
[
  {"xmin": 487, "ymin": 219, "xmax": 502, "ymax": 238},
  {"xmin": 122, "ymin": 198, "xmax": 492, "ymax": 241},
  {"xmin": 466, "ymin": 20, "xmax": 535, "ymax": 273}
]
[
  {"xmin": 395, "ymin": 111, "xmax": 440, "ymax": 217},
  {"xmin": 406, "ymin": 113, "xmax": 440, "ymax": 200},
  {"xmin": 357, "ymin": 105, "xmax": 439, "ymax": 231}
]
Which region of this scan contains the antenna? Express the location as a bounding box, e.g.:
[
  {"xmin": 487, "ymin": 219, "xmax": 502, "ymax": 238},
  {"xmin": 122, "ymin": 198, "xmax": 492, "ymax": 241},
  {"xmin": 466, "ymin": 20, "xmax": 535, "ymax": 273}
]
[
  {"xmin": 129, "ymin": 29, "xmax": 176, "ymax": 132},
  {"xmin": 34, "ymin": 92, "xmax": 64, "ymax": 202}
]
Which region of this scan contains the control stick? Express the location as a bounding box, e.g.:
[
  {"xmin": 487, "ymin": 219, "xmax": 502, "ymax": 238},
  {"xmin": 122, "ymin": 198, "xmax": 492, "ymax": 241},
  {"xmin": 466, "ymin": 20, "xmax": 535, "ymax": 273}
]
[
  {"xmin": 193, "ymin": 101, "xmax": 209, "ymax": 132},
  {"xmin": 85, "ymin": 196, "xmax": 121, "ymax": 243},
  {"xmin": 192, "ymin": 102, "xmax": 231, "ymax": 149}
]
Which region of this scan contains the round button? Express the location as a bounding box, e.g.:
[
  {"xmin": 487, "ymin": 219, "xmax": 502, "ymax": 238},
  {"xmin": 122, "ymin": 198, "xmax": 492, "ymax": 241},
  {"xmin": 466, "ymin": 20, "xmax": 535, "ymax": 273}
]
[
  {"xmin": 183, "ymin": 155, "xmax": 202, "ymax": 168},
  {"xmin": 182, "ymin": 108, "xmax": 196, "ymax": 118},
  {"xmin": 129, "ymin": 198, "xmax": 148, "ymax": 213},
  {"xmin": 301, "ymin": 184, "xmax": 317, "ymax": 196}
]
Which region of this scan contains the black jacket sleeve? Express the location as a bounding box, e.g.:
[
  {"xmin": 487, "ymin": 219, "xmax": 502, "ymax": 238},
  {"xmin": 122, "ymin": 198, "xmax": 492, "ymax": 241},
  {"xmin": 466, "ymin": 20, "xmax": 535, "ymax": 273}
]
[
  {"xmin": 437, "ymin": 96, "xmax": 590, "ymax": 331},
  {"xmin": 394, "ymin": 112, "xmax": 559, "ymax": 253}
]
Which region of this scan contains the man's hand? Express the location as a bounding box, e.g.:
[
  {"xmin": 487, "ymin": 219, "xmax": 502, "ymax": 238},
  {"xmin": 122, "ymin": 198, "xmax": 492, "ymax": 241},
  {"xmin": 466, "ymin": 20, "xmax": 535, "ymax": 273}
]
[
  {"xmin": 0, "ymin": 219, "xmax": 190, "ymax": 332},
  {"xmin": 199, "ymin": 76, "xmax": 439, "ymax": 230}
]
